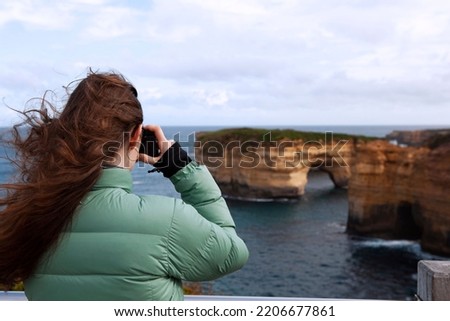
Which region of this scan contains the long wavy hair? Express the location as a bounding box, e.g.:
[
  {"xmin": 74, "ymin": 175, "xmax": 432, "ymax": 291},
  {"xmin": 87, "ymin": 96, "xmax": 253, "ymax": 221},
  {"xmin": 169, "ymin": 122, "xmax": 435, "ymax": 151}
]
[{"xmin": 0, "ymin": 71, "xmax": 143, "ymax": 288}]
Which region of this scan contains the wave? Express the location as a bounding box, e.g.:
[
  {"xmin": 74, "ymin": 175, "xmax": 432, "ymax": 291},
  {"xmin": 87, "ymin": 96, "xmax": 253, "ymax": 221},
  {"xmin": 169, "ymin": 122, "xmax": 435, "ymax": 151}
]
[
  {"xmin": 223, "ymin": 194, "xmax": 299, "ymax": 203},
  {"xmin": 355, "ymin": 238, "xmax": 417, "ymax": 248}
]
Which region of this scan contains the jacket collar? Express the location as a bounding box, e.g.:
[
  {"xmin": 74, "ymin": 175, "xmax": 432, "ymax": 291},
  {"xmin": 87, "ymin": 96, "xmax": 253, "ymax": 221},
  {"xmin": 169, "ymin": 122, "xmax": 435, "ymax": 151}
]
[{"xmin": 93, "ymin": 167, "xmax": 133, "ymax": 193}]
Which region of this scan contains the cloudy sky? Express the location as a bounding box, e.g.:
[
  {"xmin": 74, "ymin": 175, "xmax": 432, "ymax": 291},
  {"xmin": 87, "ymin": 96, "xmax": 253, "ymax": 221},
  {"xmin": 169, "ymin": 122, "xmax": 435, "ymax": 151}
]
[{"xmin": 0, "ymin": 0, "xmax": 450, "ymax": 127}]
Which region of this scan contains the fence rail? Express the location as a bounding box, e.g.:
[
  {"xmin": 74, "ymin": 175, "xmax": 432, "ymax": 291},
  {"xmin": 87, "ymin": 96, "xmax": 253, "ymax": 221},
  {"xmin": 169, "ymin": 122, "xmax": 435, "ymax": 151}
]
[
  {"xmin": 1, "ymin": 260, "xmax": 449, "ymax": 301},
  {"xmin": 0, "ymin": 292, "xmax": 327, "ymax": 301}
]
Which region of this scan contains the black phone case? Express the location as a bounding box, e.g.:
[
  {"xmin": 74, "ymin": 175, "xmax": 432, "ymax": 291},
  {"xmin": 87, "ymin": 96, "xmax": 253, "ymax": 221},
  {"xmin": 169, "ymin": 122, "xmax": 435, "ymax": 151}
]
[{"xmin": 139, "ymin": 130, "xmax": 160, "ymax": 157}]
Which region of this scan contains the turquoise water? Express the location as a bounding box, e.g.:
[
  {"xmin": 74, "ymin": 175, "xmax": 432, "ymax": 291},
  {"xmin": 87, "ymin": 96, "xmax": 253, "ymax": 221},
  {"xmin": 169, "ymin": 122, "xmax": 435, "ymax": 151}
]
[{"xmin": 1, "ymin": 125, "xmax": 447, "ymax": 299}]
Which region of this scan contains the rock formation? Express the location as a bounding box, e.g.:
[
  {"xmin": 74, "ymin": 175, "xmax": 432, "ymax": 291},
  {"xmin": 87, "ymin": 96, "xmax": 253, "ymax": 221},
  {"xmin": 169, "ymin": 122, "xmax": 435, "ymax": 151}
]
[
  {"xmin": 347, "ymin": 130, "xmax": 450, "ymax": 256},
  {"xmin": 195, "ymin": 128, "xmax": 360, "ymax": 199},
  {"xmin": 386, "ymin": 128, "xmax": 450, "ymax": 146},
  {"xmin": 195, "ymin": 127, "xmax": 450, "ymax": 256}
]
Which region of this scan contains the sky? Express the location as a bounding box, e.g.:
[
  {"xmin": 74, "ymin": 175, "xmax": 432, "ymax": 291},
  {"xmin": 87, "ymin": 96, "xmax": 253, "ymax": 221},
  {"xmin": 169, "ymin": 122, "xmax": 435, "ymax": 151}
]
[{"xmin": 0, "ymin": 0, "xmax": 450, "ymax": 127}]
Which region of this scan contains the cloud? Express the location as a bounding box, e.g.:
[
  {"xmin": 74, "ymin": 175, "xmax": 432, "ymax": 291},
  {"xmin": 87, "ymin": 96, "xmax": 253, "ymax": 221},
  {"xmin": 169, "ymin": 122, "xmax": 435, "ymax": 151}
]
[
  {"xmin": 138, "ymin": 87, "xmax": 163, "ymax": 101},
  {"xmin": 193, "ymin": 89, "xmax": 231, "ymax": 106},
  {"xmin": 0, "ymin": 0, "xmax": 450, "ymax": 127},
  {"xmin": 83, "ymin": 6, "xmax": 143, "ymax": 39},
  {"xmin": 0, "ymin": 1, "xmax": 74, "ymax": 29}
]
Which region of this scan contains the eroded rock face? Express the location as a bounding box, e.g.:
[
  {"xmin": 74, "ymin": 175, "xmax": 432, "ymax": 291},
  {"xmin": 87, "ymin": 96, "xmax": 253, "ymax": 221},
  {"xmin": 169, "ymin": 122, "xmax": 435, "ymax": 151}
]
[
  {"xmin": 347, "ymin": 132, "xmax": 450, "ymax": 256},
  {"xmin": 347, "ymin": 140, "xmax": 428, "ymax": 239},
  {"xmin": 195, "ymin": 134, "xmax": 354, "ymax": 200},
  {"xmin": 196, "ymin": 128, "xmax": 450, "ymax": 255},
  {"xmin": 415, "ymin": 141, "xmax": 450, "ymax": 255}
]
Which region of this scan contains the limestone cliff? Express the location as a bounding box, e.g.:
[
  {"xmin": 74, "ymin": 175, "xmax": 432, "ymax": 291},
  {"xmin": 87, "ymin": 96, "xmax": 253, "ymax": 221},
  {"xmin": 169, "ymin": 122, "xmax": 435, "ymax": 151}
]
[
  {"xmin": 386, "ymin": 128, "xmax": 450, "ymax": 146},
  {"xmin": 196, "ymin": 127, "xmax": 450, "ymax": 256},
  {"xmin": 195, "ymin": 128, "xmax": 362, "ymax": 199},
  {"xmin": 347, "ymin": 140, "xmax": 428, "ymax": 239},
  {"xmin": 347, "ymin": 130, "xmax": 450, "ymax": 256}
]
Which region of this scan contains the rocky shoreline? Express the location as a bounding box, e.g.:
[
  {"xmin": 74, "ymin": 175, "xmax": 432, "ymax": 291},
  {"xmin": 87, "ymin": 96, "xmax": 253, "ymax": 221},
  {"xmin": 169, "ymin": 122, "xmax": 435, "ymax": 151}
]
[{"xmin": 195, "ymin": 127, "xmax": 450, "ymax": 256}]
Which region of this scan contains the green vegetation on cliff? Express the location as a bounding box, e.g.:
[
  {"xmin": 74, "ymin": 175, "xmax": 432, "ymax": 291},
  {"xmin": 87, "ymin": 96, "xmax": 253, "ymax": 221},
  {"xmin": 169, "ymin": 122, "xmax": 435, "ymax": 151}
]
[{"xmin": 195, "ymin": 127, "xmax": 377, "ymax": 143}]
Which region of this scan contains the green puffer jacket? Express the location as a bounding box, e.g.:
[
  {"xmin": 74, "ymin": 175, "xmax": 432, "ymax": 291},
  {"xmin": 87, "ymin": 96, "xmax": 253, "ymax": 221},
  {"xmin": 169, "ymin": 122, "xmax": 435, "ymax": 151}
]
[{"xmin": 24, "ymin": 162, "xmax": 249, "ymax": 300}]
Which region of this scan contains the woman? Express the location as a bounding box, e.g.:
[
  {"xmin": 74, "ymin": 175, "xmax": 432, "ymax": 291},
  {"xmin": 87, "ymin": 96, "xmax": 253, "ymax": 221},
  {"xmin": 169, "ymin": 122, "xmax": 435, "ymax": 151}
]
[{"xmin": 0, "ymin": 71, "xmax": 249, "ymax": 300}]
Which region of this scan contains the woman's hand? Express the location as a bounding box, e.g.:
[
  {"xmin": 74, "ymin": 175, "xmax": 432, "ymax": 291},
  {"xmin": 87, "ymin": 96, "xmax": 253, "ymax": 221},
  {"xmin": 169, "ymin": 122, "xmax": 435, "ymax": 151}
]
[{"xmin": 139, "ymin": 125, "xmax": 175, "ymax": 165}]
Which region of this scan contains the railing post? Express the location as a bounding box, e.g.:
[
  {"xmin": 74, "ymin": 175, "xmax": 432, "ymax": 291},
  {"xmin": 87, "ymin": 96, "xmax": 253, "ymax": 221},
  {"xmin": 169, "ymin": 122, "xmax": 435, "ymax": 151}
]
[{"xmin": 417, "ymin": 260, "xmax": 450, "ymax": 300}]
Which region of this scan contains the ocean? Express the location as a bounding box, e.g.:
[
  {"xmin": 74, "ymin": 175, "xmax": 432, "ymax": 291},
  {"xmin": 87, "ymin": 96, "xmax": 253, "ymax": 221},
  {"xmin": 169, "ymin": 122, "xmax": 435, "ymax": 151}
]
[{"xmin": 1, "ymin": 125, "xmax": 447, "ymax": 300}]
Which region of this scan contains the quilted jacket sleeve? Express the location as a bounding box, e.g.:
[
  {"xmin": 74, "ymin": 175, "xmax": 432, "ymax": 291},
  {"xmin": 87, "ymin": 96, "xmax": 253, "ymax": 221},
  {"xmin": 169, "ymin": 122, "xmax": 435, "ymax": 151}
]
[{"xmin": 165, "ymin": 161, "xmax": 249, "ymax": 281}]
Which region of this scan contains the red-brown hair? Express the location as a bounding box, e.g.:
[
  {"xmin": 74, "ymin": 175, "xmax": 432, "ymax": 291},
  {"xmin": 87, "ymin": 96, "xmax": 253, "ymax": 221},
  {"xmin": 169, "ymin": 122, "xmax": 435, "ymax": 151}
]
[{"xmin": 0, "ymin": 71, "xmax": 143, "ymax": 288}]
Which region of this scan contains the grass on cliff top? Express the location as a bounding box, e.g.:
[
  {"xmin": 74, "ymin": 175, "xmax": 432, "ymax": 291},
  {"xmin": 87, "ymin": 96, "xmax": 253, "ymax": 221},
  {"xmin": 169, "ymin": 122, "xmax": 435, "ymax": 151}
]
[{"xmin": 195, "ymin": 127, "xmax": 377, "ymax": 143}]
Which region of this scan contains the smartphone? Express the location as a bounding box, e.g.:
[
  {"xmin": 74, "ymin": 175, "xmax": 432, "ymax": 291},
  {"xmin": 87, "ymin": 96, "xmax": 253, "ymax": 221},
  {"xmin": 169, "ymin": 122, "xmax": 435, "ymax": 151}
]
[{"xmin": 139, "ymin": 129, "xmax": 160, "ymax": 157}]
